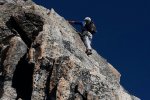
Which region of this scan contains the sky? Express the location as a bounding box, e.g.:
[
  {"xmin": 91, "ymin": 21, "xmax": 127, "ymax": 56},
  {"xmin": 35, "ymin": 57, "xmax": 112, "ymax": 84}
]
[{"xmin": 33, "ymin": 0, "xmax": 150, "ymax": 99}]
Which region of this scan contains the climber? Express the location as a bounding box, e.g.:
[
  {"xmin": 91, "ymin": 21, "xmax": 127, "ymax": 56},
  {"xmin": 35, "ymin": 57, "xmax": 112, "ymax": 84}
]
[{"xmin": 68, "ymin": 17, "xmax": 97, "ymax": 55}]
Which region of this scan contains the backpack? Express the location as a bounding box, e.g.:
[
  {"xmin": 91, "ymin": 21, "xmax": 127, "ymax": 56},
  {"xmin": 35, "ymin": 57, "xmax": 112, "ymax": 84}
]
[{"xmin": 84, "ymin": 21, "xmax": 97, "ymax": 34}]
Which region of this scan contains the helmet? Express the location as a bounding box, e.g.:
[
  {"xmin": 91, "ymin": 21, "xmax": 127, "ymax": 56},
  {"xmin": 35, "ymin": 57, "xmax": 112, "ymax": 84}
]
[{"xmin": 84, "ymin": 17, "xmax": 91, "ymax": 22}]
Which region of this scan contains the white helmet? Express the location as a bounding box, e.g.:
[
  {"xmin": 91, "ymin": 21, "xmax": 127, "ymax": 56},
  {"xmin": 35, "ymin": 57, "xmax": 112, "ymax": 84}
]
[{"xmin": 84, "ymin": 17, "xmax": 91, "ymax": 22}]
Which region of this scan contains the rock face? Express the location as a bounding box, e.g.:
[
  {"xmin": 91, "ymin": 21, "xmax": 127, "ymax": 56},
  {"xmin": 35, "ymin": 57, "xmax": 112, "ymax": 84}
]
[{"xmin": 0, "ymin": 0, "xmax": 140, "ymax": 100}]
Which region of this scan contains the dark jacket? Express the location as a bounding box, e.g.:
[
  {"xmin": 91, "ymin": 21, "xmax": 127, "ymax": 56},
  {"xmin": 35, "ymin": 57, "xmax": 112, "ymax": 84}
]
[{"xmin": 69, "ymin": 21, "xmax": 97, "ymax": 34}]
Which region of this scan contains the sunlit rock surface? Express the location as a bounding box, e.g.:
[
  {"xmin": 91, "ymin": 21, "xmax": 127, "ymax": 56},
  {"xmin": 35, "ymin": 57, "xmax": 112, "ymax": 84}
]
[{"xmin": 0, "ymin": 0, "xmax": 140, "ymax": 100}]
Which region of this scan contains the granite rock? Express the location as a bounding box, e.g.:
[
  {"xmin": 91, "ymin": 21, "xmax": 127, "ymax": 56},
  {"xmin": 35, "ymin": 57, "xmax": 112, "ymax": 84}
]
[{"xmin": 0, "ymin": 1, "xmax": 140, "ymax": 100}]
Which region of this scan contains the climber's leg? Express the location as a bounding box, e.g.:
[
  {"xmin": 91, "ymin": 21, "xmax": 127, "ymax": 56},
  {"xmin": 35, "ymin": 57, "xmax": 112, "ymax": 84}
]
[{"xmin": 82, "ymin": 31, "xmax": 93, "ymax": 55}]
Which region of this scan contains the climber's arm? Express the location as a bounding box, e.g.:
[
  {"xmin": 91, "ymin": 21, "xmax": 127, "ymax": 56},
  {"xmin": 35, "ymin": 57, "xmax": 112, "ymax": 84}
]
[{"xmin": 68, "ymin": 21, "xmax": 84, "ymax": 26}]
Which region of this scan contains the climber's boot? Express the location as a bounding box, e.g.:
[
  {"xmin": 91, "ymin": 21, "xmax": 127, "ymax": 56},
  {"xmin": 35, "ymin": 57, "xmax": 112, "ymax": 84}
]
[{"xmin": 86, "ymin": 49, "xmax": 92, "ymax": 55}]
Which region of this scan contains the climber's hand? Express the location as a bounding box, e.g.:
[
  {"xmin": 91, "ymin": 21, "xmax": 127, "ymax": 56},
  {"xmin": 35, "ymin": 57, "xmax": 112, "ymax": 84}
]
[{"xmin": 68, "ymin": 21, "xmax": 75, "ymax": 23}]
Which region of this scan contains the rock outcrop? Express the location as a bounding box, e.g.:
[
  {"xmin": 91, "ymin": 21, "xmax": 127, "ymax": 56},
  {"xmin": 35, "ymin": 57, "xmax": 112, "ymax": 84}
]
[{"xmin": 0, "ymin": 0, "xmax": 140, "ymax": 100}]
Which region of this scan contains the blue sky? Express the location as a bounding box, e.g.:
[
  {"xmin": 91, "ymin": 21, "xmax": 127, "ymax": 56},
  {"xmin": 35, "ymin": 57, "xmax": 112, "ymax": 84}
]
[{"xmin": 33, "ymin": 0, "xmax": 150, "ymax": 99}]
